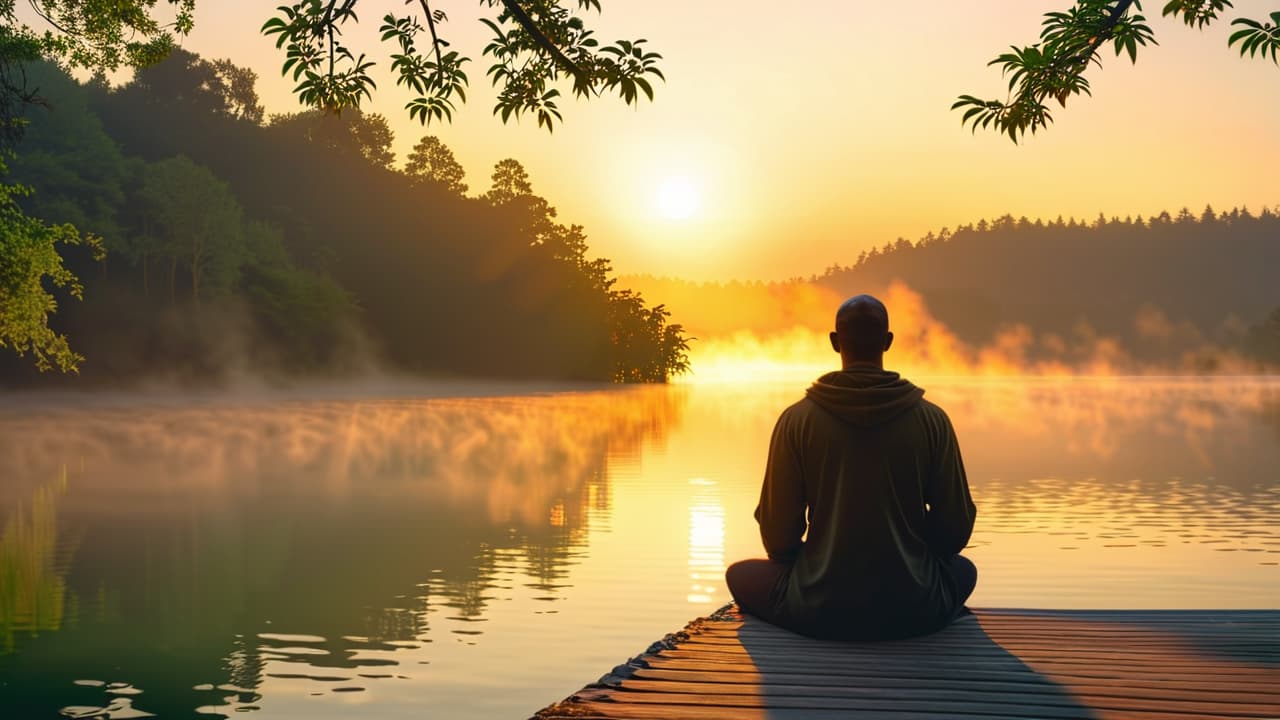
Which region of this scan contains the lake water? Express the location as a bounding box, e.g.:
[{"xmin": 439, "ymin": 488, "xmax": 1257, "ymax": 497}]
[{"xmin": 1, "ymin": 377, "xmax": 1278, "ymax": 719}]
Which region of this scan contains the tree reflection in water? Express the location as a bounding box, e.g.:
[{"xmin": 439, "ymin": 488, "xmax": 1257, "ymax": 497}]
[
  {"xmin": 0, "ymin": 469, "xmax": 70, "ymax": 654},
  {"xmin": 0, "ymin": 386, "xmax": 683, "ymax": 719}
]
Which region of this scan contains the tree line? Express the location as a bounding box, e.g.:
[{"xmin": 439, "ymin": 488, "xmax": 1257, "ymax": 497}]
[
  {"xmin": 0, "ymin": 51, "xmax": 689, "ymax": 386},
  {"xmin": 817, "ymin": 207, "xmax": 1280, "ymax": 367}
]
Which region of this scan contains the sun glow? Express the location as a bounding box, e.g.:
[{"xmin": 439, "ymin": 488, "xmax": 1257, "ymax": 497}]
[{"xmin": 655, "ymin": 176, "xmax": 701, "ymax": 221}]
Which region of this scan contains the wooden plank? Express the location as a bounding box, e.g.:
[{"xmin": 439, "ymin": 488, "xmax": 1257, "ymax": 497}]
[
  {"xmin": 696, "ymin": 625, "xmax": 1279, "ymax": 642},
  {"xmin": 674, "ymin": 636, "xmax": 1280, "ymax": 658},
  {"xmin": 610, "ymin": 680, "xmax": 1280, "ymax": 717},
  {"xmin": 540, "ymin": 703, "xmax": 1262, "ymax": 720},
  {"xmin": 978, "ymin": 609, "xmax": 1280, "ymax": 619},
  {"xmin": 628, "ymin": 667, "xmax": 1280, "ymax": 702},
  {"xmin": 642, "ymin": 653, "xmax": 1277, "ymax": 683},
  {"xmin": 704, "ymin": 626, "xmax": 1280, "ymax": 641},
  {"xmin": 665, "ymin": 647, "xmax": 1280, "ymax": 667},
  {"xmin": 695, "ymin": 624, "xmax": 1278, "ymax": 639},
  {"xmin": 647, "ymin": 648, "xmax": 1280, "ymax": 679},
  {"xmin": 701, "ymin": 625, "xmax": 1280, "ymax": 640},
  {"xmin": 572, "ymin": 688, "xmax": 1114, "ymax": 717},
  {"xmin": 640, "ymin": 656, "xmax": 1280, "ymax": 688},
  {"xmin": 542, "ymin": 710, "xmax": 1043, "ymax": 720},
  {"xmin": 696, "ymin": 625, "xmax": 1280, "ymax": 640},
  {"xmin": 682, "ymin": 640, "xmax": 1280, "ymax": 658},
  {"xmin": 572, "ymin": 688, "xmax": 1277, "ymax": 719},
  {"xmin": 692, "ymin": 632, "xmax": 1279, "ymax": 649},
  {"xmin": 705, "ymin": 618, "xmax": 1280, "ymax": 632}
]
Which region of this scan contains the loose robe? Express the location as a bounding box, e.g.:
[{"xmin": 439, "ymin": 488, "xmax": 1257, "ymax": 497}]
[{"xmin": 755, "ymin": 367, "xmax": 976, "ymax": 639}]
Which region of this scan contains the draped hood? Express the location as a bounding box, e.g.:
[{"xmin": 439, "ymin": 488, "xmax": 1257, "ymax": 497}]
[{"xmin": 805, "ymin": 367, "xmax": 925, "ymax": 427}]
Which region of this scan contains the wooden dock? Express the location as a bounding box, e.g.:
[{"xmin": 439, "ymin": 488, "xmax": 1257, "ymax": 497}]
[{"xmin": 533, "ymin": 605, "xmax": 1280, "ymax": 719}]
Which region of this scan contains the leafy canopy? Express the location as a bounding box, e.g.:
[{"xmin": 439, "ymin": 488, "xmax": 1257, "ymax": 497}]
[
  {"xmin": 0, "ymin": 2, "xmax": 665, "ymax": 375},
  {"xmin": 405, "ymin": 134, "xmax": 468, "ymax": 194},
  {"xmin": 261, "ymin": 0, "xmax": 664, "ymax": 132},
  {"xmin": 138, "ymin": 155, "xmax": 247, "ymax": 302},
  {"xmin": 0, "ymin": 0, "xmax": 194, "ymax": 72},
  {"xmin": 955, "ymin": 1, "xmax": 1280, "ymax": 142},
  {"xmin": 0, "ymin": 158, "xmax": 103, "ymax": 372}
]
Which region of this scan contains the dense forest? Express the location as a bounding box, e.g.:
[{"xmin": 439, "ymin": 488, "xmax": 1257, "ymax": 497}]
[
  {"xmin": 628, "ymin": 209, "xmax": 1280, "ymax": 370},
  {"xmin": 0, "ymin": 51, "xmax": 689, "ymax": 387}
]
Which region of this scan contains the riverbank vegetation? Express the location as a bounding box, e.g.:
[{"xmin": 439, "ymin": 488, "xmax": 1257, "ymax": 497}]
[{"xmin": 0, "ymin": 53, "xmax": 689, "ymax": 386}]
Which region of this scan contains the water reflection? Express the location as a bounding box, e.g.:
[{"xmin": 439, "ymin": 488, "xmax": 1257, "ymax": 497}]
[
  {"xmin": 0, "ymin": 379, "xmax": 1275, "ymax": 719},
  {"xmin": 926, "ymin": 380, "xmax": 1280, "ymax": 605},
  {"xmin": 686, "ymin": 478, "xmax": 725, "ymax": 605},
  {"xmin": 0, "ymin": 387, "xmax": 682, "ymax": 719},
  {"xmin": 0, "ymin": 470, "xmax": 72, "ymax": 655},
  {"xmin": 930, "ymin": 378, "xmax": 1279, "ymax": 483}
]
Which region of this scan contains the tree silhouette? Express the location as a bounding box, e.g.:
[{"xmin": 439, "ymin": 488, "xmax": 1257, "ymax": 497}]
[
  {"xmin": 405, "ymin": 135, "xmax": 468, "ymax": 195},
  {"xmin": 0, "ymin": 58, "xmax": 690, "ymax": 385},
  {"xmin": 479, "ymin": 157, "xmax": 690, "ymax": 382},
  {"xmin": 1246, "ymin": 307, "xmax": 1280, "ymax": 364},
  {"xmin": 957, "ymin": 1, "xmax": 1279, "ymax": 142},
  {"xmin": 261, "ymin": 1, "xmax": 663, "ymax": 131},
  {"xmin": 0, "ymin": 2, "xmax": 661, "ymax": 372},
  {"xmin": 137, "ymin": 156, "xmax": 246, "ymax": 303},
  {"xmin": 486, "ymin": 158, "xmax": 535, "ymax": 204}
]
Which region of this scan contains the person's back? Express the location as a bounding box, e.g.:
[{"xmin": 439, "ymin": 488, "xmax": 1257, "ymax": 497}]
[{"xmin": 726, "ymin": 295, "xmax": 977, "ymax": 640}]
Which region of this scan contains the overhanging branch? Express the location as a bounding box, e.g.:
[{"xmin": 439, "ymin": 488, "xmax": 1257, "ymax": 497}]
[{"xmin": 499, "ymin": 0, "xmax": 586, "ymax": 83}]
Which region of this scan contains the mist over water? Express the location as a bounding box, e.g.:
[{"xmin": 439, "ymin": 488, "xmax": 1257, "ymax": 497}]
[
  {"xmin": 623, "ymin": 280, "xmax": 1273, "ymax": 383},
  {"xmin": 1, "ymin": 377, "xmax": 1277, "ymax": 718}
]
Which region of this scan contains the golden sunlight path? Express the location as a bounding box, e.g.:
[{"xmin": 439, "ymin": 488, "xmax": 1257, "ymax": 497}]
[{"xmin": 532, "ymin": 606, "xmax": 1280, "ymax": 720}]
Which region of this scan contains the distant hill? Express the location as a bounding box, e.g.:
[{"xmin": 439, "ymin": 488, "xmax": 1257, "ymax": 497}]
[
  {"xmin": 625, "ymin": 208, "xmax": 1280, "ymax": 371},
  {"xmin": 818, "ymin": 210, "xmax": 1278, "ymax": 350}
]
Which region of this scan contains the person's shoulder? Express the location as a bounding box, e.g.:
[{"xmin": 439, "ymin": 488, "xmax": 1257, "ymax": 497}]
[
  {"xmin": 777, "ymin": 396, "xmax": 816, "ymax": 422},
  {"xmin": 914, "ymin": 397, "xmax": 955, "ymax": 426}
]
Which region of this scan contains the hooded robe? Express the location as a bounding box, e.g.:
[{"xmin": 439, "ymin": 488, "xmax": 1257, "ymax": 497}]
[{"xmin": 755, "ymin": 367, "xmax": 976, "ymax": 639}]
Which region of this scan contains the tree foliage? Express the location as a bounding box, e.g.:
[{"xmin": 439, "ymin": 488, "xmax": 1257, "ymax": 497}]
[
  {"xmin": 956, "ymin": 0, "xmax": 1279, "ymax": 142},
  {"xmin": 0, "ymin": 160, "xmax": 102, "ymax": 372},
  {"xmin": 268, "ymin": 106, "xmax": 397, "ymax": 169},
  {"xmin": 260, "ymin": 0, "xmax": 663, "ymax": 131},
  {"xmin": 405, "ymin": 134, "xmax": 467, "ymax": 194},
  {"xmin": 0, "ymin": 3, "xmax": 199, "ymax": 372},
  {"xmin": 0, "ymin": 56, "xmax": 688, "ymax": 385},
  {"xmin": 607, "ymin": 289, "xmax": 689, "ymax": 383},
  {"xmin": 0, "ymin": 2, "xmax": 662, "ymax": 374},
  {"xmin": 138, "ymin": 155, "xmax": 246, "ymax": 303},
  {"xmin": 0, "ymin": 0, "xmax": 193, "ymax": 73},
  {"xmin": 480, "ymin": 158, "xmax": 689, "ymax": 381},
  {"xmin": 1245, "ymin": 305, "xmax": 1280, "ymax": 364}
]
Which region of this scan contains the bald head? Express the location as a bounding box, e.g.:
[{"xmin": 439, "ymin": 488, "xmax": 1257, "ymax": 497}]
[{"xmin": 830, "ymin": 294, "xmax": 893, "ymax": 366}]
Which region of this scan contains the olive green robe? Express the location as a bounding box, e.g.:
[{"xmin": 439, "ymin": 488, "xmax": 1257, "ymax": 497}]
[{"xmin": 755, "ymin": 367, "xmax": 976, "ymax": 639}]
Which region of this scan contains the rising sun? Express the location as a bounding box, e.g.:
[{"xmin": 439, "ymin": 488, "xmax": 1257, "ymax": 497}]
[{"xmin": 655, "ymin": 176, "xmax": 701, "ymax": 221}]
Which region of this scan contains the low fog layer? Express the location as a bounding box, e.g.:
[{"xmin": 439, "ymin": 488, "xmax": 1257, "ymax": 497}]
[{"xmin": 669, "ymin": 282, "xmax": 1269, "ymax": 382}]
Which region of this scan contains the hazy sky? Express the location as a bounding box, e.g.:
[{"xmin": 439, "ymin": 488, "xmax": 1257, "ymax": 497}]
[{"xmin": 173, "ymin": 1, "xmax": 1278, "ymax": 280}]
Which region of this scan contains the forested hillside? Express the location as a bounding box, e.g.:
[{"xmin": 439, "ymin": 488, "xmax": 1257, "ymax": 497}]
[
  {"xmin": 0, "ymin": 52, "xmax": 688, "ymax": 386},
  {"xmin": 628, "ymin": 210, "xmax": 1280, "ymax": 370},
  {"xmin": 820, "ymin": 212, "xmax": 1280, "ymax": 365}
]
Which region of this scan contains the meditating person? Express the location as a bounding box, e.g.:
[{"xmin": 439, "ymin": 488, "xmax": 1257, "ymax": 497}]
[{"xmin": 725, "ymin": 294, "xmax": 977, "ymax": 640}]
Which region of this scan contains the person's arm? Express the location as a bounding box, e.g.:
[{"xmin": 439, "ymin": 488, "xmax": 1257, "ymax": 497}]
[
  {"xmin": 925, "ymin": 411, "xmax": 976, "ymax": 556},
  {"xmin": 754, "ymin": 411, "xmax": 807, "ymax": 562}
]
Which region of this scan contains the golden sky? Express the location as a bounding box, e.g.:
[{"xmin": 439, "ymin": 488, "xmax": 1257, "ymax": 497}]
[{"xmin": 176, "ymin": 1, "xmax": 1279, "ymax": 280}]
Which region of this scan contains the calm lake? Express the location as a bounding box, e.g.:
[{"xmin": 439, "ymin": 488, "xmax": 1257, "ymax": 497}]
[{"xmin": 2, "ymin": 377, "xmax": 1278, "ymax": 719}]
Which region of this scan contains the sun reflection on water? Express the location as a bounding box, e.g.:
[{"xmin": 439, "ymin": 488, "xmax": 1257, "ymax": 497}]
[{"xmin": 686, "ymin": 478, "xmax": 726, "ymax": 605}]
